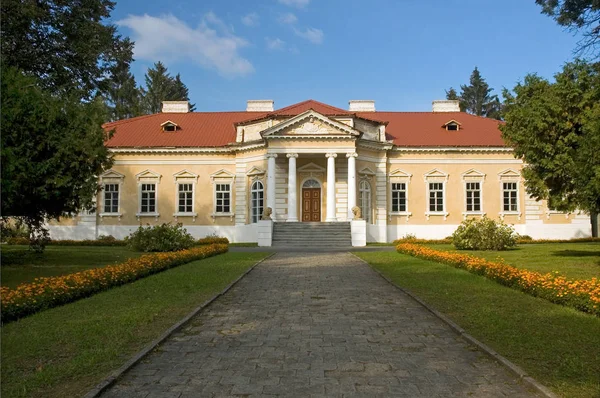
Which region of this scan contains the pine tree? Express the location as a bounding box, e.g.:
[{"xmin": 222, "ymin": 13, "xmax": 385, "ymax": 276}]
[
  {"xmin": 141, "ymin": 63, "xmax": 196, "ymax": 114},
  {"xmin": 105, "ymin": 39, "xmax": 142, "ymax": 121},
  {"xmin": 446, "ymin": 67, "xmax": 502, "ymax": 119}
]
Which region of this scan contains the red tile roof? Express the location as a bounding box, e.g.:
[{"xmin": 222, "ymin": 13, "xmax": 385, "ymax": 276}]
[
  {"xmin": 357, "ymin": 112, "xmax": 506, "ymax": 147},
  {"xmin": 104, "ymin": 100, "xmax": 506, "ymax": 148}
]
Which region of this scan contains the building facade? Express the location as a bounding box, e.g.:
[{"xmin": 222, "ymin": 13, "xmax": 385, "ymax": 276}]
[{"xmin": 48, "ymin": 99, "xmax": 592, "ymax": 242}]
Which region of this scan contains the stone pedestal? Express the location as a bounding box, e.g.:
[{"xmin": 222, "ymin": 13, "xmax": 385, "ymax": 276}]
[
  {"xmin": 257, "ymin": 219, "xmax": 273, "ymax": 247},
  {"xmin": 351, "ymin": 219, "xmax": 367, "ymax": 247}
]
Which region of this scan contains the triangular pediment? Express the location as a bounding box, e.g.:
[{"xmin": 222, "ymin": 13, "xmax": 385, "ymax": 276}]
[
  {"xmin": 100, "ymin": 169, "xmax": 125, "ymax": 180},
  {"xmin": 173, "ymin": 169, "xmax": 198, "ymax": 181},
  {"xmin": 389, "ymin": 168, "xmax": 412, "ymax": 181},
  {"xmin": 246, "ymin": 166, "xmax": 266, "ymax": 176},
  {"xmin": 210, "ymin": 169, "xmax": 235, "ymax": 181},
  {"xmin": 135, "ymin": 169, "xmax": 161, "ymax": 182},
  {"xmin": 297, "ymin": 162, "xmax": 326, "ymax": 173},
  {"xmin": 261, "ymin": 110, "xmax": 360, "ymax": 138},
  {"xmin": 424, "ymin": 168, "xmax": 449, "ymax": 181},
  {"xmin": 461, "ymin": 168, "xmax": 486, "ymax": 180},
  {"xmin": 498, "ymin": 168, "xmax": 520, "ymax": 180},
  {"xmin": 358, "ymin": 167, "xmax": 376, "ymax": 176}
]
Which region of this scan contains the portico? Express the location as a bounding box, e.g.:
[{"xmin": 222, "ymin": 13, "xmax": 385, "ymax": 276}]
[{"xmin": 266, "ymin": 150, "xmax": 359, "ymax": 223}]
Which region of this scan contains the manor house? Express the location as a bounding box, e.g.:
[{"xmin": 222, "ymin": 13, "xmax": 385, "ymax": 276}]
[{"xmin": 49, "ymin": 99, "xmax": 591, "ymax": 244}]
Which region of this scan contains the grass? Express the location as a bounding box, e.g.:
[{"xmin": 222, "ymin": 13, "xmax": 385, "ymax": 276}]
[
  {"xmin": 229, "ymin": 242, "xmax": 259, "ymax": 247},
  {"xmin": 0, "ymin": 245, "xmax": 143, "ymax": 288},
  {"xmin": 1, "ymin": 251, "xmax": 268, "ymax": 398},
  {"xmin": 355, "ymin": 251, "xmax": 600, "ymax": 398},
  {"xmin": 428, "ymin": 242, "xmax": 600, "ymax": 280}
]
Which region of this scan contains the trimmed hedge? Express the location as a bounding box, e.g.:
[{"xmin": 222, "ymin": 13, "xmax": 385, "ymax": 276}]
[
  {"xmin": 397, "ymin": 243, "xmax": 600, "ymax": 317},
  {"xmin": 197, "ymin": 236, "xmax": 229, "ymax": 245},
  {"xmin": 0, "ymin": 244, "xmax": 228, "ymax": 323}
]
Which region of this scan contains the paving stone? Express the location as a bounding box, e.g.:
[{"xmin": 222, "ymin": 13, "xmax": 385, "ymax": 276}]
[{"xmin": 100, "ymin": 252, "xmax": 540, "ymax": 397}]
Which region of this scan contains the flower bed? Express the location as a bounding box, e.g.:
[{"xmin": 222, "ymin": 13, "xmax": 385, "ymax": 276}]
[
  {"xmin": 396, "ymin": 243, "xmax": 600, "ymax": 317},
  {"xmin": 0, "ymin": 244, "xmax": 228, "ymax": 323}
]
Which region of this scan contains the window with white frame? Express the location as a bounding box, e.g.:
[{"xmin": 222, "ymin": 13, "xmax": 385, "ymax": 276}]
[
  {"xmin": 215, "ymin": 183, "xmax": 231, "ymax": 214},
  {"xmin": 391, "ymin": 183, "xmax": 407, "ymax": 212},
  {"xmin": 429, "ymin": 182, "xmax": 444, "ymax": 212},
  {"xmin": 250, "ymin": 180, "xmax": 264, "ymax": 223},
  {"xmin": 503, "ymin": 182, "xmax": 518, "ymax": 212},
  {"xmin": 178, "ymin": 183, "xmax": 193, "ymax": 213},
  {"xmin": 359, "ymin": 180, "xmax": 372, "ymax": 223},
  {"xmin": 465, "ymin": 182, "xmax": 481, "ymax": 212},
  {"xmin": 140, "ymin": 183, "xmax": 156, "ymax": 213},
  {"xmin": 103, "ymin": 183, "xmax": 119, "ymax": 214}
]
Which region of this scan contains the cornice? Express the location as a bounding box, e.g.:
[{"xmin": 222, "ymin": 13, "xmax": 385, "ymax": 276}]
[{"xmin": 392, "ymin": 146, "xmax": 513, "ymax": 153}]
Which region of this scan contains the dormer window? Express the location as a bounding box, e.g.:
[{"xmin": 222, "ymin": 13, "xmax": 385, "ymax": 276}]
[
  {"xmin": 443, "ymin": 120, "xmax": 461, "ymax": 131},
  {"xmin": 161, "ymin": 120, "xmax": 179, "ymax": 132}
]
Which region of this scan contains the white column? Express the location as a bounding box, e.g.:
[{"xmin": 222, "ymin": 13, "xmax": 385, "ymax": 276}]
[
  {"xmin": 326, "ymin": 153, "xmax": 337, "ymax": 222},
  {"xmin": 347, "ymin": 152, "xmax": 357, "ymax": 219},
  {"xmin": 266, "ymin": 153, "xmax": 277, "ymax": 218},
  {"xmin": 286, "ymin": 153, "xmax": 298, "ymax": 222}
]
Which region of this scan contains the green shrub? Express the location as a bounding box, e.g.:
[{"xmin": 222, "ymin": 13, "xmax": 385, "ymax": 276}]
[
  {"xmin": 125, "ymin": 223, "xmax": 196, "ymax": 252},
  {"xmin": 197, "ymin": 234, "xmax": 229, "ymax": 245},
  {"xmin": 452, "ymin": 216, "xmax": 517, "ymax": 251},
  {"xmin": 1, "ymin": 219, "xmax": 29, "ymax": 240},
  {"xmin": 5, "ymin": 237, "xmax": 30, "ymax": 245}
]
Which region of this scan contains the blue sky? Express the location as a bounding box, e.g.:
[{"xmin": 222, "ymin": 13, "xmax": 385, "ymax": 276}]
[{"xmin": 110, "ymin": 0, "xmax": 580, "ymax": 112}]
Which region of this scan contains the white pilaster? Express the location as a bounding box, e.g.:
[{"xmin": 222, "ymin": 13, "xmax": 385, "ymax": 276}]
[
  {"xmin": 326, "ymin": 153, "xmax": 337, "ymax": 222},
  {"xmin": 347, "ymin": 152, "xmax": 357, "ymax": 219},
  {"xmin": 287, "ymin": 153, "xmax": 299, "ymax": 222},
  {"xmin": 266, "ymin": 154, "xmax": 277, "ymax": 219}
]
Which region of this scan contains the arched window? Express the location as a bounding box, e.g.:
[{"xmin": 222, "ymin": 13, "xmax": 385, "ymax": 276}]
[
  {"xmin": 359, "ymin": 180, "xmax": 372, "ymax": 223},
  {"xmin": 302, "ymin": 179, "xmax": 320, "ymax": 188},
  {"xmin": 251, "ymin": 181, "xmax": 264, "ymax": 223}
]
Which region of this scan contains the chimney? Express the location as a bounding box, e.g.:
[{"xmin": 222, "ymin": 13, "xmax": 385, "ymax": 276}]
[
  {"xmin": 349, "ymin": 100, "xmax": 376, "ymax": 112},
  {"xmin": 432, "ymin": 100, "xmax": 460, "ymax": 112},
  {"xmin": 246, "ymin": 100, "xmax": 274, "ymax": 112},
  {"xmin": 162, "ymin": 101, "xmax": 190, "ymax": 113}
]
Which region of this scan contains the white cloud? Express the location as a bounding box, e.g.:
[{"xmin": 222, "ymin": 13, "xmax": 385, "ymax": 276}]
[
  {"xmin": 278, "ymin": 0, "xmax": 310, "ymax": 8},
  {"xmin": 117, "ymin": 13, "xmax": 253, "ymax": 77},
  {"xmin": 294, "ymin": 27, "xmax": 323, "ymax": 44},
  {"xmin": 241, "ymin": 12, "xmax": 259, "ymax": 27},
  {"xmin": 266, "ymin": 37, "xmax": 285, "ymax": 50},
  {"xmin": 278, "ymin": 12, "xmax": 297, "ymax": 25}
]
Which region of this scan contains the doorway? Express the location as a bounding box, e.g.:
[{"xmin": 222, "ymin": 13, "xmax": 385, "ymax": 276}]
[{"xmin": 301, "ymin": 179, "xmax": 321, "ymax": 222}]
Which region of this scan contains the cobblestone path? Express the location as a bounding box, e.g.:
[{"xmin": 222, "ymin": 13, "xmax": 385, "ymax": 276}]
[{"xmin": 101, "ymin": 252, "xmax": 539, "ymax": 397}]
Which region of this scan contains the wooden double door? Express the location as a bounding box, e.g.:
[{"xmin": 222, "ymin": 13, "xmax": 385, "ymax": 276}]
[{"xmin": 302, "ymin": 188, "xmax": 321, "ymax": 222}]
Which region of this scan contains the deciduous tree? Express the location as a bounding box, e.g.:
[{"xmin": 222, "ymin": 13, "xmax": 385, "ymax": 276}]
[
  {"xmin": 536, "ymin": 0, "xmax": 600, "ymax": 57},
  {"xmin": 500, "ymin": 61, "xmax": 600, "ymax": 226}
]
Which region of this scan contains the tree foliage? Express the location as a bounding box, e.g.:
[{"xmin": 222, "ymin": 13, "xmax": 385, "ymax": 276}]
[
  {"xmin": 0, "ymin": 0, "xmax": 131, "ymax": 99},
  {"xmin": 446, "ymin": 67, "xmax": 503, "ymax": 119},
  {"xmin": 142, "ymin": 62, "xmax": 196, "ymax": 114},
  {"xmin": 1, "ymin": 67, "xmax": 113, "ymax": 247},
  {"xmin": 500, "ymin": 60, "xmax": 600, "ymax": 214},
  {"xmin": 104, "ymin": 38, "xmax": 142, "ymax": 121},
  {"xmin": 536, "ymin": 0, "xmax": 600, "ymax": 57}
]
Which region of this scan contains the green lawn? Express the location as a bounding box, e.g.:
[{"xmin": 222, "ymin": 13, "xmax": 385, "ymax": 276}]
[
  {"xmin": 1, "ymin": 245, "xmax": 143, "ymax": 288},
  {"xmin": 1, "ymin": 251, "xmax": 268, "ymax": 398},
  {"xmin": 428, "ymin": 242, "xmax": 600, "ymax": 280},
  {"xmin": 355, "ymin": 251, "xmax": 600, "ymax": 398}
]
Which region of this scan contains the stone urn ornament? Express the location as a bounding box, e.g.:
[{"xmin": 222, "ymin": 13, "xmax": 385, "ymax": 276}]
[
  {"xmin": 351, "ymin": 206, "xmax": 362, "ymax": 220},
  {"xmin": 261, "ymin": 207, "xmax": 272, "ymax": 220}
]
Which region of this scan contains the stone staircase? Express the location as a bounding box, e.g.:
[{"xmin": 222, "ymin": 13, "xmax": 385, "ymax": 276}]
[{"xmin": 272, "ymin": 222, "xmax": 351, "ymax": 247}]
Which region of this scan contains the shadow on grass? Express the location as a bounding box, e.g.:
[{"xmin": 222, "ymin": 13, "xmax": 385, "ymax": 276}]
[{"xmin": 551, "ymin": 250, "xmax": 600, "ymax": 258}]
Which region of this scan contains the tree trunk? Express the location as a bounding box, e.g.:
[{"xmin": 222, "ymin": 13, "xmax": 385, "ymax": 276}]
[{"xmin": 592, "ymin": 212, "xmax": 599, "ymax": 238}]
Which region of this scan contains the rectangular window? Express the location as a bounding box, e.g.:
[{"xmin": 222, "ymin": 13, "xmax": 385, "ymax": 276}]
[
  {"xmin": 465, "ymin": 182, "xmax": 481, "ymax": 212},
  {"xmin": 215, "ymin": 183, "xmax": 231, "ymax": 213},
  {"xmin": 503, "ymin": 182, "xmax": 518, "ymax": 212},
  {"xmin": 140, "ymin": 183, "xmax": 156, "ymax": 213},
  {"xmin": 429, "ymin": 182, "xmax": 444, "ymax": 212},
  {"xmin": 103, "ymin": 184, "xmax": 119, "ymax": 213},
  {"xmin": 391, "ymin": 183, "xmax": 407, "ymax": 212},
  {"xmin": 178, "ymin": 183, "xmax": 193, "ymax": 213}
]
